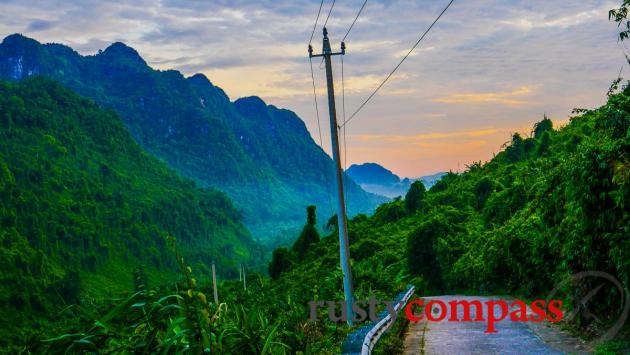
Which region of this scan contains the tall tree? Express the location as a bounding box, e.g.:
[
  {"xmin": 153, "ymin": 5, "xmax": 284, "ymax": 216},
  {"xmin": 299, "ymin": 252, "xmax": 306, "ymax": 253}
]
[
  {"xmin": 405, "ymin": 181, "xmax": 426, "ymax": 213},
  {"xmin": 291, "ymin": 206, "xmax": 320, "ymax": 258}
]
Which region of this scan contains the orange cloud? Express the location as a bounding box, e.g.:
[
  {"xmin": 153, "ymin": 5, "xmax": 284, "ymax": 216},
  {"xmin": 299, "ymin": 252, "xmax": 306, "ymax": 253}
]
[
  {"xmin": 353, "ymin": 128, "xmax": 501, "ymax": 143},
  {"xmin": 433, "ymin": 86, "xmax": 534, "ymax": 106}
]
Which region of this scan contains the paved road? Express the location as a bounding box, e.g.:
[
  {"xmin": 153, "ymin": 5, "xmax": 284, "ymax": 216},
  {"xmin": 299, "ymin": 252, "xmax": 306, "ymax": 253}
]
[{"xmin": 403, "ymin": 296, "xmax": 591, "ymax": 355}]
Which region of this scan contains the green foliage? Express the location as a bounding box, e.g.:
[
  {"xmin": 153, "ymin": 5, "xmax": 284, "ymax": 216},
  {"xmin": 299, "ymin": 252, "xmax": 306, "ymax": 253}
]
[
  {"xmin": 595, "ymin": 339, "xmax": 630, "ymax": 354},
  {"xmin": 0, "ymin": 78, "xmax": 261, "ymax": 350},
  {"xmin": 268, "ymin": 248, "xmax": 294, "ymax": 279},
  {"xmin": 373, "ymin": 197, "xmax": 406, "ymax": 224},
  {"xmin": 20, "ymin": 77, "xmax": 630, "ymax": 353},
  {"xmin": 533, "ymin": 115, "xmax": 554, "ymax": 138},
  {"xmin": 404, "ymin": 180, "xmax": 426, "ymax": 213},
  {"xmin": 610, "ymin": 1, "xmax": 630, "ymax": 41},
  {"xmin": 263, "ymin": 76, "xmax": 630, "ymax": 352},
  {"xmin": 291, "ymin": 205, "xmax": 321, "ymax": 258},
  {"xmin": 473, "ymin": 176, "xmax": 494, "ymax": 209},
  {"xmin": 0, "ymin": 34, "xmax": 386, "ymax": 239},
  {"xmin": 538, "ymin": 131, "xmax": 552, "ymax": 156},
  {"xmin": 505, "ymin": 132, "xmax": 526, "ymax": 162}
]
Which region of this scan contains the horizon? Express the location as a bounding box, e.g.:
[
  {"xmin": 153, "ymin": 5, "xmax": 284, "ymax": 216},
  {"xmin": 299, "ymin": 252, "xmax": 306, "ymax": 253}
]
[{"xmin": 0, "ymin": 0, "xmax": 626, "ymax": 177}]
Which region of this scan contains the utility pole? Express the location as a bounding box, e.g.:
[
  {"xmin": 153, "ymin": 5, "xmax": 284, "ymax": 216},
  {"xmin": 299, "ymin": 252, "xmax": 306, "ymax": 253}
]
[
  {"xmin": 211, "ymin": 261, "xmax": 218, "ymax": 304},
  {"xmin": 242, "ymin": 264, "xmax": 247, "ymax": 290},
  {"xmin": 309, "ymin": 27, "xmax": 354, "ymax": 326}
]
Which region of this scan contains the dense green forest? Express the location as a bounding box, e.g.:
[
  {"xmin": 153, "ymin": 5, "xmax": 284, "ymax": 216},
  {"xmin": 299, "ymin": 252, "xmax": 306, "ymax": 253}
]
[
  {"xmin": 0, "ymin": 78, "xmax": 264, "ymax": 350},
  {"xmin": 0, "ymin": 34, "xmax": 385, "ymax": 241},
  {"xmin": 20, "ymin": 75, "xmax": 628, "ymax": 353}
]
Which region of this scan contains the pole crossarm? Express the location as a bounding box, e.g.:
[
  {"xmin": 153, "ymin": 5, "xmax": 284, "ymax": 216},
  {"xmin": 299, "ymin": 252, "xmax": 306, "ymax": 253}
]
[{"xmin": 308, "ymin": 27, "xmax": 346, "ymax": 58}]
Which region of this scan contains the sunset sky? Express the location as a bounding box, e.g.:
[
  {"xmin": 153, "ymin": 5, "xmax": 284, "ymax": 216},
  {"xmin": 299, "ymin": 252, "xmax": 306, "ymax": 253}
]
[{"xmin": 1, "ymin": 0, "xmax": 627, "ymax": 177}]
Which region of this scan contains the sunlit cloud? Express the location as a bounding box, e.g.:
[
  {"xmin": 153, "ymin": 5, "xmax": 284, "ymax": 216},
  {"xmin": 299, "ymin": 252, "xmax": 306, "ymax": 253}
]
[
  {"xmin": 501, "ymin": 5, "xmax": 612, "ymax": 30},
  {"xmin": 433, "ymin": 86, "xmax": 535, "ymax": 106},
  {"xmin": 354, "ymin": 128, "xmax": 501, "ymax": 143}
]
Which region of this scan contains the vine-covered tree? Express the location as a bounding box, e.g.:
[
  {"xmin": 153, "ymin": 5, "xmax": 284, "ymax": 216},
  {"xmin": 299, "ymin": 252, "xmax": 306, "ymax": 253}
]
[
  {"xmin": 533, "ymin": 115, "xmax": 553, "ymax": 138},
  {"xmin": 405, "ymin": 180, "xmax": 426, "ymax": 213},
  {"xmin": 291, "ymin": 205, "xmax": 320, "ymax": 258},
  {"xmin": 268, "ymin": 247, "xmax": 295, "ymax": 279}
]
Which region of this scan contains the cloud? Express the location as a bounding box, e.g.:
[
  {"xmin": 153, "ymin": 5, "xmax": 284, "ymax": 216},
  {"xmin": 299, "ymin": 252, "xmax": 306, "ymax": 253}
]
[
  {"xmin": 433, "ymin": 86, "xmax": 535, "ymax": 106},
  {"xmin": 501, "ymin": 5, "xmax": 611, "ymax": 30},
  {"xmin": 354, "ymin": 128, "xmax": 501, "ymax": 143},
  {"xmin": 0, "ymin": 0, "xmax": 624, "ymax": 176},
  {"xmin": 27, "ymin": 19, "xmax": 56, "ymax": 32}
]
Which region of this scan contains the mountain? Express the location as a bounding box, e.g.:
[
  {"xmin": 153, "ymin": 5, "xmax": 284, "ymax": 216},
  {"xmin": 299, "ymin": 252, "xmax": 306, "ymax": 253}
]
[
  {"xmin": 346, "ymin": 163, "xmax": 401, "ymax": 186},
  {"xmin": 347, "ymin": 162, "xmax": 446, "ymax": 198},
  {"xmin": 0, "ymin": 78, "xmax": 263, "ymax": 347},
  {"xmin": 0, "ymin": 34, "xmax": 385, "ymax": 240}
]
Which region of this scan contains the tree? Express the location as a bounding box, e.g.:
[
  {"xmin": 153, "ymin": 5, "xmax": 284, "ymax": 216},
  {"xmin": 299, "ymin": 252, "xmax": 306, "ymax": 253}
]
[
  {"xmin": 533, "ymin": 115, "xmax": 553, "ymax": 139},
  {"xmin": 473, "ymin": 177, "xmax": 494, "ymax": 210},
  {"xmin": 537, "ymin": 131, "xmax": 551, "ymax": 157},
  {"xmin": 291, "ymin": 205, "xmax": 320, "ymax": 258},
  {"xmin": 268, "ymin": 248, "xmax": 294, "ymax": 279},
  {"xmin": 406, "ymin": 217, "xmax": 451, "ymax": 291},
  {"xmin": 405, "ymin": 181, "xmax": 426, "ymax": 213},
  {"xmin": 505, "ymin": 133, "xmax": 525, "ymax": 163},
  {"xmin": 610, "ymin": 1, "xmax": 630, "ymax": 41}
]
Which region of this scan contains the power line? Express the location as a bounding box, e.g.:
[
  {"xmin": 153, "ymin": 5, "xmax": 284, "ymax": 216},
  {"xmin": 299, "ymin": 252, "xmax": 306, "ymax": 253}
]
[
  {"xmin": 309, "ymin": 0, "xmax": 325, "ymax": 44},
  {"xmin": 323, "ymin": 0, "xmax": 336, "ymax": 29},
  {"xmin": 342, "ymin": 0, "xmax": 368, "ymax": 42},
  {"xmin": 340, "ymin": 0, "xmax": 455, "ymax": 128},
  {"xmin": 318, "ymin": 0, "xmax": 338, "ymax": 69},
  {"xmin": 308, "ymin": 0, "xmax": 333, "ymax": 212}
]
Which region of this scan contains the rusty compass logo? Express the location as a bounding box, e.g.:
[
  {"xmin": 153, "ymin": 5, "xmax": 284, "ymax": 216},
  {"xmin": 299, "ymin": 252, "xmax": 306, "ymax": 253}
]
[{"xmin": 546, "ymin": 271, "xmax": 630, "ymax": 343}]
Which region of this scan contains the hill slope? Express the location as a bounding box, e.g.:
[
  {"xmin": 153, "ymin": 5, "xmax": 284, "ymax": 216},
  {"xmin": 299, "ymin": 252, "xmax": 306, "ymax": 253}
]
[
  {"xmin": 0, "ymin": 78, "xmax": 263, "ymax": 347},
  {"xmin": 0, "ymin": 34, "xmax": 385, "ymax": 239},
  {"xmin": 261, "ymin": 81, "xmax": 629, "ymax": 351},
  {"xmin": 16, "ymin": 75, "xmax": 630, "ymax": 355}
]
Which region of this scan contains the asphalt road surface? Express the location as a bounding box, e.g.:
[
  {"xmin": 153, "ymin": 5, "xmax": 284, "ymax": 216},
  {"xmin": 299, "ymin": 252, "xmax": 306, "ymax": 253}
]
[{"xmin": 403, "ymin": 296, "xmax": 591, "ymax": 355}]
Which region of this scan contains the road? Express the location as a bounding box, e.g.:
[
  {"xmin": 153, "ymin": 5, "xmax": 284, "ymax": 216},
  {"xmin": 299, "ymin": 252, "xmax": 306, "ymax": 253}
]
[{"xmin": 403, "ymin": 296, "xmax": 591, "ymax": 355}]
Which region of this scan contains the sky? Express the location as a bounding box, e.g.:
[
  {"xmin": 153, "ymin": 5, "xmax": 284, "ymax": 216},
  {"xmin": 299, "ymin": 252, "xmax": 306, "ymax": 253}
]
[{"xmin": 1, "ymin": 0, "xmax": 628, "ymax": 177}]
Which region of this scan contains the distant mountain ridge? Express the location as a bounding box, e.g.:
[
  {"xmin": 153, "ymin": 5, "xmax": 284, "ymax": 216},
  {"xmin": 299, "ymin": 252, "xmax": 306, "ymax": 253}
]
[
  {"xmin": 0, "ymin": 34, "xmax": 385, "ymax": 240},
  {"xmin": 347, "ymin": 162, "xmax": 446, "ymax": 198}
]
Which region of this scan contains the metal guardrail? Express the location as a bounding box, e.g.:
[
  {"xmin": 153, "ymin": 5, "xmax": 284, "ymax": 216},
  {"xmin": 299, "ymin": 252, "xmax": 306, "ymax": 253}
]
[{"xmin": 341, "ymin": 285, "xmax": 416, "ymax": 355}]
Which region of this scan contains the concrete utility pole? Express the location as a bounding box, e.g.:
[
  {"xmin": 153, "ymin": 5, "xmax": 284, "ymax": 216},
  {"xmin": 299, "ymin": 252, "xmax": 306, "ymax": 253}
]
[
  {"xmin": 242, "ymin": 264, "xmax": 247, "ymax": 290},
  {"xmin": 309, "ymin": 27, "xmax": 354, "ymax": 326},
  {"xmin": 211, "ymin": 261, "xmax": 218, "ymax": 304}
]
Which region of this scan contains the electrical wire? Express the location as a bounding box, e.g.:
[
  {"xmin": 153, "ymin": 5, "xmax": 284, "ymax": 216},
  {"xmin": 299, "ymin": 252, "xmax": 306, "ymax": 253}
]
[
  {"xmin": 318, "ymin": 0, "xmax": 337, "ymax": 69},
  {"xmin": 323, "ymin": 0, "xmax": 336, "ymax": 29},
  {"xmin": 342, "ymin": 0, "xmax": 368, "ymax": 42},
  {"xmin": 309, "ymin": 0, "xmax": 325, "ymax": 44},
  {"xmin": 340, "ymin": 0, "xmax": 455, "ymax": 128}
]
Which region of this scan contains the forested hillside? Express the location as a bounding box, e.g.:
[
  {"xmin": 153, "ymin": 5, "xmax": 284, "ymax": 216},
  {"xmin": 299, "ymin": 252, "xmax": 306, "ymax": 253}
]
[
  {"xmin": 263, "ymin": 79, "xmax": 630, "ymax": 351},
  {"xmin": 0, "ymin": 78, "xmax": 263, "ymax": 349},
  {"xmin": 33, "ymin": 78, "xmax": 629, "ymax": 354},
  {"xmin": 0, "ymin": 34, "xmax": 385, "ymax": 240}
]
